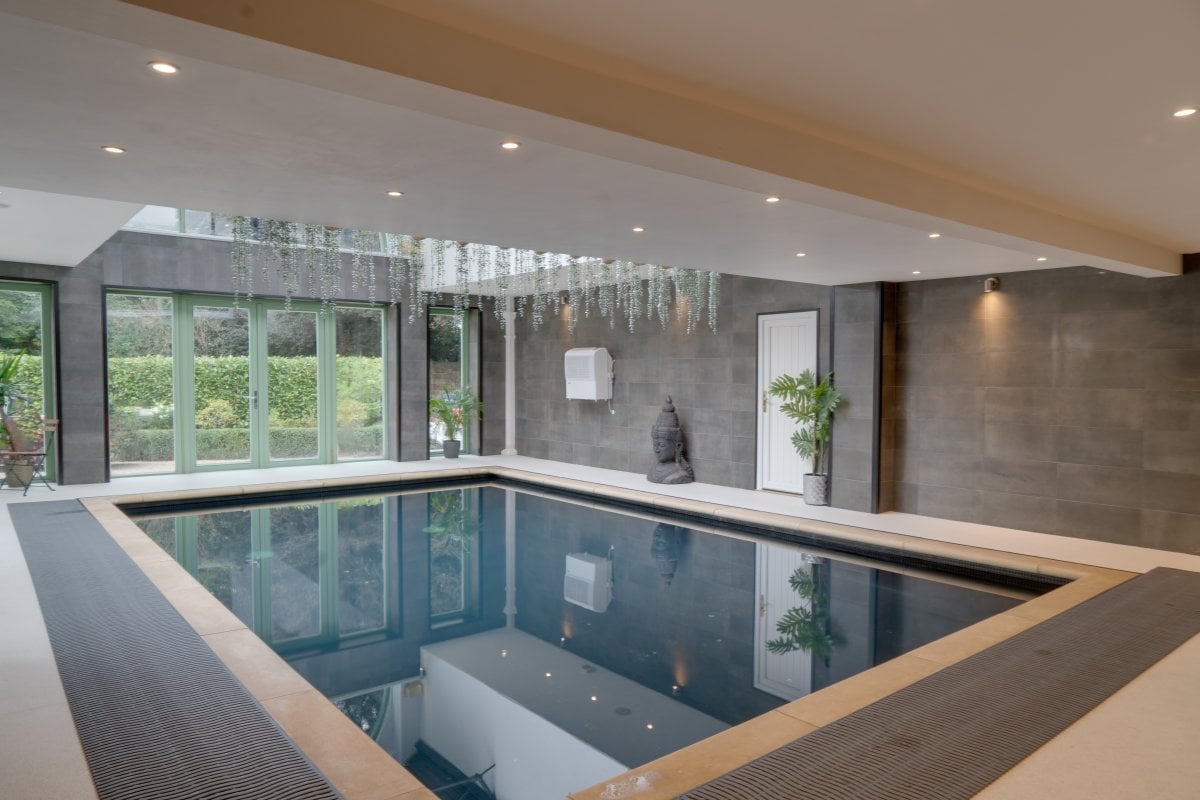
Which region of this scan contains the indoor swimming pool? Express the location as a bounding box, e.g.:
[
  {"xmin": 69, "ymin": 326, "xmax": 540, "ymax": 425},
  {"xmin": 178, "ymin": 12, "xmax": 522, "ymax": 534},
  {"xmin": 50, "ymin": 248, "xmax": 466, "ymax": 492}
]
[{"xmin": 128, "ymin": 481, "xmax": 1054, "ymax": 800}]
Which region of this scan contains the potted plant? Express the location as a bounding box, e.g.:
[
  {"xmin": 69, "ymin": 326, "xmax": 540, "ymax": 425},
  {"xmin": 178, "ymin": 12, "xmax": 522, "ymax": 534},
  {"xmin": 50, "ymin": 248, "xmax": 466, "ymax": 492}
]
[
  {"xmin": 768, "ymin": 369, "xmax": 842, "ymax": 505},
  {"xmin": 428, "ymin": 387, "xmax": 482, "ymax": 459},
  {"xmin": 0, "ymin": 351, "xmax": 36, "ymax": 487}
]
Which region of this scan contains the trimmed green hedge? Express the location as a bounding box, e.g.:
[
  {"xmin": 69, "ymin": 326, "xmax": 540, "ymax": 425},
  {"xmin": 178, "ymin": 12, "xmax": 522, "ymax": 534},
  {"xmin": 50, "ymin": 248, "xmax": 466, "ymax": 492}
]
[
  {"xmin": 110, "ymin": 425, "xmax": 383, "ymax": 462},
  {"xmin": 107, "ymin": 355, "xmax": 383, "ymax": 427}
]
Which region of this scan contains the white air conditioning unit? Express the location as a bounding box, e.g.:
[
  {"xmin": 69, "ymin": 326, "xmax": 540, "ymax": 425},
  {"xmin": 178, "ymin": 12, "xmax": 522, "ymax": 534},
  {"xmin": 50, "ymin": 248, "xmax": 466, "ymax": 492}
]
[
  {"xmin": 564, "ymin": 347, "xmax": 613, "ymax": 400},
  {"xmin": 564, "ymin": 552, "xmax": 611, "ymax": 612}
]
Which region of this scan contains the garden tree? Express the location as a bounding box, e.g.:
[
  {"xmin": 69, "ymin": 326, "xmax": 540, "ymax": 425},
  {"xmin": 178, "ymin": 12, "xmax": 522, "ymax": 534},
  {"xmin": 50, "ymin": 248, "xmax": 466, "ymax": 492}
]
[
  {"xmin": 0, "ymin": 289, "xmax": 40, "ymax": 353},
  {"xmin": 193, "ymin": 308, "xmax": 250, "ymax": 357},
  {"xmin": 428, "ymin": 314, "xmax": 461, "ymax": 363},
  {"xmin": 106, "ymin": 295, "xmax": 173, "ymax": 357}
]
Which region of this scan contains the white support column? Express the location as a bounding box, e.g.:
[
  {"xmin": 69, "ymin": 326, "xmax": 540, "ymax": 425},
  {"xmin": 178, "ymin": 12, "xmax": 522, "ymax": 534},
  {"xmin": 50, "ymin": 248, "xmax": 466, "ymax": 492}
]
[
  {"xmin": 503, "ymin": 489, "xmax": 517, "ymax": 627},
  {"xmin": 501, "ymin": 296, "xmax": 518, "ymax": 455}
]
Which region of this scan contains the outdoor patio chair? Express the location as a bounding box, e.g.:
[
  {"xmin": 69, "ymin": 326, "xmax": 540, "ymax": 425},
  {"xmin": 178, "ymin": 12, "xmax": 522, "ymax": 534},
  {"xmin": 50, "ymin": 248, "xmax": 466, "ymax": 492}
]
[{"xmin": 1, "ymin": 417, "xmax": 57, "ymax": 496}]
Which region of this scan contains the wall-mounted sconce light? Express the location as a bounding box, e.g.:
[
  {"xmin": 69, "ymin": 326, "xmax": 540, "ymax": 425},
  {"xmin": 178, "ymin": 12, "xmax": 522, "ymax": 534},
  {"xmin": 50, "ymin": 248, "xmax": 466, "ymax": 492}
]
[{"xmin": 983, "ymin": 277, "xmax": 1001, "ymax": 293}]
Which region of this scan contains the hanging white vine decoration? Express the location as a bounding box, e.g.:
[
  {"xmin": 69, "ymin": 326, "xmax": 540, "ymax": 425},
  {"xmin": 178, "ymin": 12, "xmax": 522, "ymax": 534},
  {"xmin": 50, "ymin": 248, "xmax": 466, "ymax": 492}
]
[{"xmin": 224, "ymin": 214, "xmax": 722, "ymax": 331}]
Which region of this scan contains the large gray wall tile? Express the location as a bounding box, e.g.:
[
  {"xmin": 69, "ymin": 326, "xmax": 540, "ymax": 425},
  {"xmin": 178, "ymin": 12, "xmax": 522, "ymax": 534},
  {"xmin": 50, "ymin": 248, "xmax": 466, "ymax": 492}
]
[{"xmin": 894, "ymin": 266, "xmax": 1200, "ymax": 555}]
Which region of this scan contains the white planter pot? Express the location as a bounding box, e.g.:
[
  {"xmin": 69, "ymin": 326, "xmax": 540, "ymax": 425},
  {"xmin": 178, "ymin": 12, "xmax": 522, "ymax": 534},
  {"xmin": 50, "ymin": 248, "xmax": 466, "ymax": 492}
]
[{"xmin": 803, "ymin": 473, "xmax": 829, "ymax": 506}]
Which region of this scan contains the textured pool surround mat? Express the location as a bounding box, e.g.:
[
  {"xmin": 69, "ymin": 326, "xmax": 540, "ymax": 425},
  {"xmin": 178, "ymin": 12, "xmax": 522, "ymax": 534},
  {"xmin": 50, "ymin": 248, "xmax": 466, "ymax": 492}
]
[
  {"xmin": 12, "ymin": 500, "xmax": 343, "ymax": 800},
  {"xmin": 677, "ymin": 566, "xmax": 1200, "ymax": 800}
]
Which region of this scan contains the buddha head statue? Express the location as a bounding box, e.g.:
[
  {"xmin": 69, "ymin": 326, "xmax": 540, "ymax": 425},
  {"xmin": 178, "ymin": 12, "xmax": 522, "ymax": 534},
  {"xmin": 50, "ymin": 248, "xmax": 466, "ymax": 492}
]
[{"xmin": 651, "ymin": 395, "xmax": 683, "ymax": 464}]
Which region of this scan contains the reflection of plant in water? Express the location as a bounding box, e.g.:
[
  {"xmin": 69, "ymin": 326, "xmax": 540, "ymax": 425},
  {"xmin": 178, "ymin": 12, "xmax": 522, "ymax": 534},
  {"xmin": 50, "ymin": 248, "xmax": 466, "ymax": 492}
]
[
  {"xmin": 766, "ymin": 566, "xmax": 837, "ymax": 661},
  {"xmin": 335, "ymin": 688, "xmax": 389, "ymax": 739}
]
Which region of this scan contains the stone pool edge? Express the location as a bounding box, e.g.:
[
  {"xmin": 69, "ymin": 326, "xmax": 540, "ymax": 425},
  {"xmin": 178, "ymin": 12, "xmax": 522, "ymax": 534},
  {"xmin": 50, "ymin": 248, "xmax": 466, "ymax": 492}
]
[{"xmin": 80, "ymin": 466, "xmax": 1135, "ymax": 800}]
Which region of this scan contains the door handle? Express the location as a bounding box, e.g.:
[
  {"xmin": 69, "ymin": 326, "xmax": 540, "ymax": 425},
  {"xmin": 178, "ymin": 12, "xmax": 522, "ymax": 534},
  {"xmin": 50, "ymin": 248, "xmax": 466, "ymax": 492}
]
[
  {"xmin": 762, "ymin": 390, "xmax": 768, "ymax": 413},
  {"xmin": 245, "ymin": 390, "xmax": 259, "ymax": 410}
]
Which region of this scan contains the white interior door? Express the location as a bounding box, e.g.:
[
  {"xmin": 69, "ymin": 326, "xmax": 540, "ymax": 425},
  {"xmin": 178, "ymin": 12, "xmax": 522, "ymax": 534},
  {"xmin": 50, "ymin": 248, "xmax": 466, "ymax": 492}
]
[{"xmin": 756, "ymin": 310, "xmax": 818, "ymax": 492}]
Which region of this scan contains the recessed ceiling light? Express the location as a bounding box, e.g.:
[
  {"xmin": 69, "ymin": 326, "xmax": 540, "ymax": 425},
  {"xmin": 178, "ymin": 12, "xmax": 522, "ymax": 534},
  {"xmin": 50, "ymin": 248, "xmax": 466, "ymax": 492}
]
[
  {"xmin": 928, "ymin": 232, "xmax": 941, "ymax": 239},
  {"xmin": 545, "ymin": 672, "xmax": 552, "ymax": 678},
  {"xmin": 912, "ymin": 270, "xmax": 921, "ymax": 274},
  {"xmin": 101, "ymin": 145, "xmax": 126, "ymax": 154},
  {"xmin": 386, "ymin": 190, "xmax": 404, "ymax": 197},
  {"xmin": 1173, "ymin": 108, "xmax": 1197, "ymax": 118},
  {"xmin": 148, "ymin": 61, "xmax": 179, "ymax": 75},
  {"xmin": 1036, "ymin": 256, "xmax": 1047, "ymax": 262},
  {"xmin": 632, "ymin": 226, "xmax": 645, "ymax": 233},
  {"xmin": 500, "ymin": 140, "xmax": 521, "ymax": 150},
  {"xmin": 795, "ymin": 252, "xmax": 806, "ymax": 258},
  {"xmin": 765, "ymin": 196, "xmax": 781, "ymax": 203},
  {"xmin": 646, "ymin": 724, "xmax": 654, "ymax": 730}
]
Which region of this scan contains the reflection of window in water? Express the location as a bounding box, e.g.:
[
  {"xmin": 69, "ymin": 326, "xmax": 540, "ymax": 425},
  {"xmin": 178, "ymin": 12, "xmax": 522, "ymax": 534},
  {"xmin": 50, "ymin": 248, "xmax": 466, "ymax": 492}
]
[
  {"xmin": 427, "ymin": 490, "xmax": 480, "ymax": 626},
  {"xmin": 430, "ymin": 534, "xmax": 466, "ymax": 616}
]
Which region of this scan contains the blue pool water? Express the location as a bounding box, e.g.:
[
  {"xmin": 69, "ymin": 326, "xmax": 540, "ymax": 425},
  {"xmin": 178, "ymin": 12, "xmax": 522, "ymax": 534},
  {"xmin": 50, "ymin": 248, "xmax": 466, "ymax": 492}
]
[{"xmin": 132, "ymin": 482, "xmax": 1046, "ymax": 800}]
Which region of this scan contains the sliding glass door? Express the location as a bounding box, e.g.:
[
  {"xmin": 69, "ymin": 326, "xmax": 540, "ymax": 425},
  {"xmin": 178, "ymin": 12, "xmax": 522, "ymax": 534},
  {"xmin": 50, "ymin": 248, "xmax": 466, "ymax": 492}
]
[{"xmin": 109, "ymin": 292, "xmax": 386, "ymax": 475}]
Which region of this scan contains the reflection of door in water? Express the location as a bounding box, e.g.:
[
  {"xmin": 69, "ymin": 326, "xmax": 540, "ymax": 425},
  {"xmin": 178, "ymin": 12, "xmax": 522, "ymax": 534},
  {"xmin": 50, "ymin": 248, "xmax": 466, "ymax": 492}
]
[
  {"xmin": 756, "ymin": 310, "xmax": 818, "ymax": 493},
  {"xmin": 753, "ymin": 543, "xmax": 814, "ymax": 701}
]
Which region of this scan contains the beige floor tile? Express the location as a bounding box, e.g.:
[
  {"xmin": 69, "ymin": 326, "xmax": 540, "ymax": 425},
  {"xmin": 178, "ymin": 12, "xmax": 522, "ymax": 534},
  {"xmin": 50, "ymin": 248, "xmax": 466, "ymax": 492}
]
[
  {"xmin": 570, "ymin": 710, "xmax": 815, "ymax": 800},
  {"xmin": 378, "ymin": 789, "xmax": 440, "ymax": 800},
  {"xmin": 977, "ymin": 634, "xmax": 1200, "ymax": 800},
  {"xmin": 201, "ymin": 628, "xmax": 313, "ymax": 701},
  {"xmin": 778, "ymin": 654, "xmax": 946, "ymax": 728},
  {"xmin": 135, "ymin": 555, "xmax": 203, "ymax": 593},
  {"xmin": 162, "ymin": 585, "xmax": 247, "ymax": 636},
  {"xmin": 1005, "ymin": 573, "xmax": 1131, "ymax": 622},
  {"xmin": 0, "ymin": 702, "xmax": 98, "ymax": 800},
  {"xmin": 263, "ymin": 689, "xmax": 424, "ymax": 800},
  {"xmin": 903, "ymin": 611, "xmax": 1038, "ymax": 666},
  {"xmin": 0, "ymin": 644, "xmax": 68, "ymax": 718}
]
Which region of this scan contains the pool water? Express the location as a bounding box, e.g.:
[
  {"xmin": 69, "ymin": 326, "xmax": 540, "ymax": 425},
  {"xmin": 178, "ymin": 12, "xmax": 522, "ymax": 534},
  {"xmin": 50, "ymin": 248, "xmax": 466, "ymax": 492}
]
[{"xmin": 133, "ymin": 483, "xmax": 1042, "ymax": 800}]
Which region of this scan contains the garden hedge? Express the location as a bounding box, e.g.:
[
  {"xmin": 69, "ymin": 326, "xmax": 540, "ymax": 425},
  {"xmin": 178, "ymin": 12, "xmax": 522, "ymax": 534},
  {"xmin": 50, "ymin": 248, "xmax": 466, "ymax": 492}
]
[
  {"xmin": 106, "ymin": 355, "xmax": 383, "ymax": 426},
  {"xmin": 110, "ymin": 425, "xmax": 383, "ymax": 462}
]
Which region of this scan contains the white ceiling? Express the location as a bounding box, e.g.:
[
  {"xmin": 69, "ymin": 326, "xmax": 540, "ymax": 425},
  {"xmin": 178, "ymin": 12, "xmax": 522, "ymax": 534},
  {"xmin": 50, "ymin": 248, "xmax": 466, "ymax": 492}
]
[
  {"xmin": 0, "ymin": 0, "xmax": 1191, "ymax": 281},
  {"xmin": 0, "ymin": 186, "xmax": 141, "ymax": 267}
]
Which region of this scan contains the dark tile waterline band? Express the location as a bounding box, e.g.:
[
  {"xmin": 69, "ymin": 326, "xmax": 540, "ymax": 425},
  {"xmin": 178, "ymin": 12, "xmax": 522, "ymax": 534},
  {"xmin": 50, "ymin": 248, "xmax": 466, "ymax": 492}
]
[
  {"xmin": 13, "ymin": 500, "xmax": 344, "ymax": 800},
  {"xmin": 676, "ymin": 567, "xmax": 1200, "ymax": 800}
]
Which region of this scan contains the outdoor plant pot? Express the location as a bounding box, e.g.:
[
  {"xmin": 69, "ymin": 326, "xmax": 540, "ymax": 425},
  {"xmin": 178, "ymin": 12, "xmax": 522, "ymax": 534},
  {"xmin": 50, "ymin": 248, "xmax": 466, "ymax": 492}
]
[
  {"xmin": 442, "ymin": 440, "xmax": 461, "ymax": 459},
  {"xmin": 4, "ymin": 463, "xmax": 34, "ymax": 489},
  {"xmin": 803, "ymin": 473, "xmax": 829, "ymax": 506}
]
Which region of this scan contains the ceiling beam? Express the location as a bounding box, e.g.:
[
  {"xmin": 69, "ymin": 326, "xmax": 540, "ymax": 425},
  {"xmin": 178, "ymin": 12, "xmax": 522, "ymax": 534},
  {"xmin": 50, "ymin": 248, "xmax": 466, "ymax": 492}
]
[{"xmin": 120, "ymin": 0, "xmax": 1180, "ymax": 276}]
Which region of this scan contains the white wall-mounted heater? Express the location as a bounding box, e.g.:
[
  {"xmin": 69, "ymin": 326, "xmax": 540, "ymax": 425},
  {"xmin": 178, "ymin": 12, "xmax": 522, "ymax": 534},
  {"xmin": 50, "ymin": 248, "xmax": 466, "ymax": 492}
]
[
  {"xmin": 564, "ymin": 347, "xmax": 613, "ymax": 400},
  {"xmin": 564, "ymin": 553, "xmax": 612, "ymax": 612}
]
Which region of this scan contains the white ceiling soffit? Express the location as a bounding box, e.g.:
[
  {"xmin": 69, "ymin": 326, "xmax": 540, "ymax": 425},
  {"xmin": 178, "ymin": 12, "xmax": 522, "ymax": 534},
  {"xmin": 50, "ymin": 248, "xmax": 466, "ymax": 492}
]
[
  {"xmin": 0, "ymin": 186, "xmax": 141, "ymax": 267},
  {"xmin": 0, "ymin": 1, "xmax": 1182, "ymax": 283}
]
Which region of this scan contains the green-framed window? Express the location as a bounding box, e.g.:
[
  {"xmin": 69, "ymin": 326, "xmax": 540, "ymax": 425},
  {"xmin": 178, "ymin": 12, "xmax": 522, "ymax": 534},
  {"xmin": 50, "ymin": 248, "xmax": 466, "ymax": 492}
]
[
  {"xmin": 428, "ymin": 308, "xmax": 479, "ymax": 456},
  {"xmin": 0, "ymin": 280, "xmax": 56, "ymax": 480}
]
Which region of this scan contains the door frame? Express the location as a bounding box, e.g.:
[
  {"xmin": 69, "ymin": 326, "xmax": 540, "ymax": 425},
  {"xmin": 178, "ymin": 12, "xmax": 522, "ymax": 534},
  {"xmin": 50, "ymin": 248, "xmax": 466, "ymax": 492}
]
[{"xmin": 756, "ymin": 309, "xmax": 820, "ymax": 492}]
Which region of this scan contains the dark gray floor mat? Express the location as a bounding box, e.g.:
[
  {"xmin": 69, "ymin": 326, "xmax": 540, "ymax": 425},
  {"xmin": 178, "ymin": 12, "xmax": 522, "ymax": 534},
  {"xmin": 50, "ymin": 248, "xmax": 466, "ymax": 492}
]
[
  {"xmin": 12, "ymin": 500, "xmax": 344, "ymax": 800},
  {"xmin": 677, "ymin": 566, "xmax": 1200, "ymax": 800}
]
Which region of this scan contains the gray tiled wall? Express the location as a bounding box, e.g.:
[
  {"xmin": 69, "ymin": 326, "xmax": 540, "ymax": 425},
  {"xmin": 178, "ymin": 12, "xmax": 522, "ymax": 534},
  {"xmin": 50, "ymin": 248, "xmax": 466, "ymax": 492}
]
[
  {"xmin": 829, "ymin": 284, "xmax": 883, "ymax": 512},
  {"xmin": 513, "ymin": 275, "xmax": 834, "ymax": 491},
  {"xmin": 891, "ymin": 265, "xmax": 1200, "ymax": 554}
]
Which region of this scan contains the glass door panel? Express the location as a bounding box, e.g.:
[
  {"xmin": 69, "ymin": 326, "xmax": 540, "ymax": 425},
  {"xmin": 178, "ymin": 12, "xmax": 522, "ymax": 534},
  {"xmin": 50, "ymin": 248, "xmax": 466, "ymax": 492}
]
[
  {"xmin": 336, "ymin": 499, "xmax": 387, "ymax": 635},
  {"xmin": 106, "ymin": 294, "xmax": 174, "ymax": 476},
  {"xmin": 265, "ymin": 308, "xmax": 319, "ymax": 462},
  {"xmin": 268, "ymin": 504, "xmax": 323, "ymax": 644},
  {"xmin": 192, "ymin": 305, "xmax": 251, "ymax": 466},
  {"xmin": 195, "ymin": 510, "xmax": 256, "ymax": 628},
  {"xmin": 335, "ymin": 307, "xmax": 384, "ymax": 459}
]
